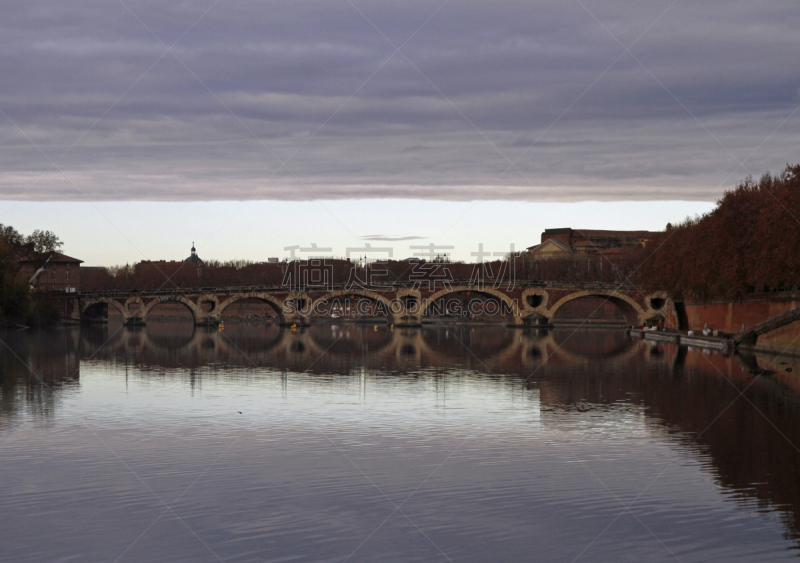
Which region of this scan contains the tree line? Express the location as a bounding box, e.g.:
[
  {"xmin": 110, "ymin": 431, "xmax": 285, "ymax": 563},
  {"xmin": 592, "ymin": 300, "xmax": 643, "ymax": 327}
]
[
  {"xmin": 639, "ymin": 164, "xmax": 800, "ymax": 301},
  {"xmin": 82, "ymin": 251, "xmax": 644, "ymax": 292}
]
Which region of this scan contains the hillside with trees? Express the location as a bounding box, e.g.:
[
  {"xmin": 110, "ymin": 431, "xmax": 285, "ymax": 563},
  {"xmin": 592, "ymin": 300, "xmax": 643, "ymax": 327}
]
[{"xmin": 640, "ymin": 164, "xmax": 800, "ymax": 301}]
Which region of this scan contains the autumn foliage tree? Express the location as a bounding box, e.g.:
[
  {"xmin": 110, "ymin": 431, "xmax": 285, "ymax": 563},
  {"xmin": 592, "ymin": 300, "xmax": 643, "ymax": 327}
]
[{"xmin": 640, "ymin": 164, "xmax": 800, "ymax": 300}]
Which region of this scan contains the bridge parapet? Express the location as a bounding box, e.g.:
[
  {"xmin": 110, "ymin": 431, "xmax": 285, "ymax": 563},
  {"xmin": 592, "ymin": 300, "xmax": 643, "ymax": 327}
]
[{"xmin": 68, "ymin": 282, "xmax": 667, "ymax": 327}]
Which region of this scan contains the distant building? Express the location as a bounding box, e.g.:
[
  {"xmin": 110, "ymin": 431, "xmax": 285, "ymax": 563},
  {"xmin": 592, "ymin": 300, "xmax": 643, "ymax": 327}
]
[
  {"xmin": 526, "ymin": 237, "xmax": 573, "ymax": 259},
  {"xmin": 133, "ymin": 244, "xmax": 203, "ymax": 285},
  {"xmin": 135, "ymin": 244, "xmax": 202, "ymax": 271},
  {"xmin": 17, "ymin": 251, "xmax": 83, "ymax": 292},
  {"xmin": 526, "ymin": 228, "xmax": 656, "ymax": 259}
]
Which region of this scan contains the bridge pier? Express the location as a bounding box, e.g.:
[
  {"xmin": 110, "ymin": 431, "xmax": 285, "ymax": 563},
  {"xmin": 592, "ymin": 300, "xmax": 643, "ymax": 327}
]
[
  {"xmin": 519, "ymin": 313, "xmax": 552, "ymax": 328},
  {"xmin": 394, "ymin": 315, "xmax": 423, "ymax": 327},
  {"xmin": 123, "ymin": 315, "xmax": 146, "ymax": 326},
  {"xmin": 394, "ymin": 291, "xmax": 423, "ymax": 327},
  {"xmin": 282, "ymin": 314, "xmax": 310, "ymax": 327},
  {"xmin": 193, "ymin": 310, "xmax": 222, "ymax": 326}
]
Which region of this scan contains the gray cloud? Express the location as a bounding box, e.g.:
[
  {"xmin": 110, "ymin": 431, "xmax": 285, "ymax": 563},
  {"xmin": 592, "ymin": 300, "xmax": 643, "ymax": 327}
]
[{"xmin": 1, "ymin": 1, "xmax": 798, "ymax": 202}]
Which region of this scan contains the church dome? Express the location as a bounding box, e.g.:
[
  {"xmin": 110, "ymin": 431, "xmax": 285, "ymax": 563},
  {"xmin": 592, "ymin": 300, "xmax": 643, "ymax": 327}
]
[{"xmin": 185, "ymin": 242, "xmax": 203, "ymax": 264}]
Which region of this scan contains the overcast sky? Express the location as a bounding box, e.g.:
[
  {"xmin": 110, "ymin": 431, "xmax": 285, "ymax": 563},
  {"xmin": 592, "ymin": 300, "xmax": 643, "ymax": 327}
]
[{"xmin": 0, "ymin": 1, "xmax": 797, "ymax": 262}]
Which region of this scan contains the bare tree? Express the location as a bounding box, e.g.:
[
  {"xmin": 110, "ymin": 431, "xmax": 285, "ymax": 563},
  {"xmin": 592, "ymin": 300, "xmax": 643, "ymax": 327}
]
[{"xmin": 25, "ymin": 230, "xmax": 63, "ymax": 254}]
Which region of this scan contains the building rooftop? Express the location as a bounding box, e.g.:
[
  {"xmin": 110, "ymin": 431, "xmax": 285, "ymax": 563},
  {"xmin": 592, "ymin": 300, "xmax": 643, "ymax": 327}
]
[
  {"xmin": 543, "ymin": 228, "xmax": 656, "ymax": 238},
  {"xmin": 526, "ymin": 239, "xmax": 573, "ymax": 253},
  {"xmin": 16, "ymin": 251, "xmax": 83, "ymax": 264}
]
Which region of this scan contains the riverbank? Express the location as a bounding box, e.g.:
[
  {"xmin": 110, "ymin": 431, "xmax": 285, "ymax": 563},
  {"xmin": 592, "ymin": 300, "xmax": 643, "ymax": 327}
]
[{"xmin": 629, "ymin": 327, "xmax": 734, "ymax": 353}]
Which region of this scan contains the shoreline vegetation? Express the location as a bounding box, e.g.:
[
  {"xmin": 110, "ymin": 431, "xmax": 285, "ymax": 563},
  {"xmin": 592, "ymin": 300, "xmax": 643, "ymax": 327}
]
[{"xmin": 0, "ymin": 226, "xmax": 61, "ymax": 327}]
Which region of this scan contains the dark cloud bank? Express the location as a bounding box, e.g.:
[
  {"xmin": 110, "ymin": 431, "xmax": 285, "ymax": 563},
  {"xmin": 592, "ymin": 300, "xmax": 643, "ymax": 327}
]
[{"xmin": 1, "ymin": 1, "xmax": 798, "ymax": 202}]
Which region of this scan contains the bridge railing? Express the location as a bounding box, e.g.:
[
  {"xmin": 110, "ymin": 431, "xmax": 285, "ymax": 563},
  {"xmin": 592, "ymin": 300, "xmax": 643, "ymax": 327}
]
[{"xmin": 68, "ymin": 279, "xmax": 643, "ymax": 299}]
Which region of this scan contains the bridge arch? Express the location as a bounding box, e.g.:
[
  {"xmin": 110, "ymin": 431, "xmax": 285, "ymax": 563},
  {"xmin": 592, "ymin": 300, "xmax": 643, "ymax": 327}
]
[
  {"xmin": 142, "ymin": 295, "xmax": 201, "ymax": 323},
  {"xmin": 546, "ymin": 290, "xmax": 645, "ymax": 325},
  {"xmin": 526, "ymin": 330, "xmax": 644, "ymax": 367},
  {"xmin": 81, "ymin": 297, "xmax": 128, "ymax": 320},
  {"xmin": 311, "ymin": 289, "xmax": 395, "ymax": 318},
  {"xmin": 217, "ymin": 292, "xmax": 287, "ymax": 324},
  {"xmin": 423, "ymin": 285, "xmax": 522, "ymax": 325}
]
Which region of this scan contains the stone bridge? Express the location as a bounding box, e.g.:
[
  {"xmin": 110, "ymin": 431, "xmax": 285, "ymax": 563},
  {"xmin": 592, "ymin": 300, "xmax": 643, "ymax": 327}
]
[{"xmin": 58, "ymin": 282, "xmax": 669, "ymax": 328}]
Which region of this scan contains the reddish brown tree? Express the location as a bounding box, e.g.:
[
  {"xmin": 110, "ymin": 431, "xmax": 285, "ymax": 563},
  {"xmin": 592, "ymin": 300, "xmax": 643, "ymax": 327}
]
[{"xmin": 640, "ymin": 164, "xmax": 800, "ymax": 300}]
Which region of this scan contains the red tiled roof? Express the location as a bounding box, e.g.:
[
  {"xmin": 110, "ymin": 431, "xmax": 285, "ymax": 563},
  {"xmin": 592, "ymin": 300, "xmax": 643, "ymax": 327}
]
[
  {"xmin": 50, "ymin": 252, "xmax": 83, "ymax": 263},
  {"xmin": 16, "ymin": 251, "xmax": 83, "ymax": 264}
]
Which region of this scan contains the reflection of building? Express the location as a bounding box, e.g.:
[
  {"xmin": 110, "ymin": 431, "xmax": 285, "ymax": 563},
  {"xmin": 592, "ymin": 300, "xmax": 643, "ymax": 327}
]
[
  {"xmin": 526, "ymin": 228, "xmax": 656, "ymax": 259},
  {"xmin": 18, "ymin": 251, "xmax": 83, "ymax": 292}
]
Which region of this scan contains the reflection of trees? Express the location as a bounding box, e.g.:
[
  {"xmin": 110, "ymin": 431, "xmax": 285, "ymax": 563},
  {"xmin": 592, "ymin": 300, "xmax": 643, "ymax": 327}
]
[
  {"xmin": 643, "ymin": 354, "xmax": 800, "ymax": 547},
  {"xmin": 532, "ymin": 339, "xmax": 800, "ymax": 548},
  {"xmin": 0, "ymin": 328, "xmax": 80, "ymax": 422}
]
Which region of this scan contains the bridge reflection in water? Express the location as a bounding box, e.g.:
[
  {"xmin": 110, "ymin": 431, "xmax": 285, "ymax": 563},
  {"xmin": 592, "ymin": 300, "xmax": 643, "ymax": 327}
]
[
  {"xmin": 77, "ymin": 322, "xmax": 652, "ymax": 375},
  {"xmin": 4, "ymin": 323, "xmax": 800, "ymax": 559}
]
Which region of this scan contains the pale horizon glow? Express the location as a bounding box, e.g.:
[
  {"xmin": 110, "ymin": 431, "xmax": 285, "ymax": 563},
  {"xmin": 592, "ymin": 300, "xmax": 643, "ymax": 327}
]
[{"xmin": 1, "ymin": 198, "xmax": 715, "ymax": 266}]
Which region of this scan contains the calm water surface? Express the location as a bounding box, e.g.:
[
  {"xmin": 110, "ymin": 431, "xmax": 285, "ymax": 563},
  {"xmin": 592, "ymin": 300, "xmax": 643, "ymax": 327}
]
[{"xmin": 2, "ymin": 322, "xmax": 800, "ymax": 562}]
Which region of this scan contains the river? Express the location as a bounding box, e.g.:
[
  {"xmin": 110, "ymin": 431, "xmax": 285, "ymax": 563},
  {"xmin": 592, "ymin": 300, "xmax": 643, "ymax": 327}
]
[{"xmin": 1, "ymin": 322, "xmax": 799, "ymax": 562}]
